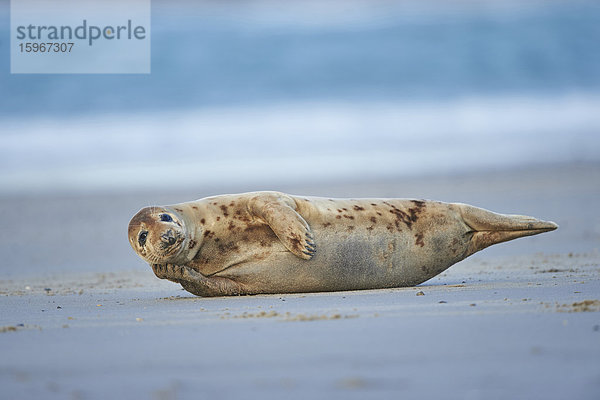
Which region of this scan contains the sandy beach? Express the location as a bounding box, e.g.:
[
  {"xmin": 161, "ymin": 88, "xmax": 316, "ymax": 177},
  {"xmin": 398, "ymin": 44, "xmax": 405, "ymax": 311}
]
[{"xmin": 1, "ymin": 163, "xmax": 599, "ymax": 399}]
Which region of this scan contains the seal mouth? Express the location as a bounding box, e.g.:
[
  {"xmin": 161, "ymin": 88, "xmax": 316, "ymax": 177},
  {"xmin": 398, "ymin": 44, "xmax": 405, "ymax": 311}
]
[
  {"xmin": 155, "ymin": 228, "xmax": 186, "ymax": 259},
  {"xmin": 160, "ymin": 229, "xmax": 178, "ymax": 247},
  {"xmin": 142, "ymin": 234, "xmax": 185, "ymax": 264}
]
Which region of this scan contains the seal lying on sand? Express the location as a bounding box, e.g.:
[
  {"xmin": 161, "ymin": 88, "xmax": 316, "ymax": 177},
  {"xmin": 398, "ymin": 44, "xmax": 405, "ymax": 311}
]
[{"xmin": 128, "ymin": 191, "xmax": 557, "ymax": 297}]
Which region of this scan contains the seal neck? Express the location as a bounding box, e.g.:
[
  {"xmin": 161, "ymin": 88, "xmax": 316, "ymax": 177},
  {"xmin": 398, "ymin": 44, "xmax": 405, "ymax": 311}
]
[{"xmin": 165, "ymin": 204, "xmax": 205, "ymax": 264}]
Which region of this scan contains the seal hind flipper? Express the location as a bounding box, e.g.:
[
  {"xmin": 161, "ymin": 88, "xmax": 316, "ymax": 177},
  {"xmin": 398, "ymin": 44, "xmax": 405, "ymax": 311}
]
[
  {"xmin": 248, "ymin": 192, "xmax": 316, "ymax": 260},
  {"xmin": 459, "ymin": 204, "xmax": 558, "ymax": 256}
]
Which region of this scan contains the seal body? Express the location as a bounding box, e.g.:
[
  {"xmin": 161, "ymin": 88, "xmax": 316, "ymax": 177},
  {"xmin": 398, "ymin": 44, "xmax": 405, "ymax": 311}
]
[{"xmin": 128, "ymin": 191, "xmax": 557, "ymax": 296}]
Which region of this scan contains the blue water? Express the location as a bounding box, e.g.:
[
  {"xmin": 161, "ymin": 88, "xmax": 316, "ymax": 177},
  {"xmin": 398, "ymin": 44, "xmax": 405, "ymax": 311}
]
[
  {"xmin": 1, "ymin": 1, "xmax": 599, "ymax": 116},
  {"xmin": 0, "ymin": 1, "xmax": 599, "ymax": 194}
]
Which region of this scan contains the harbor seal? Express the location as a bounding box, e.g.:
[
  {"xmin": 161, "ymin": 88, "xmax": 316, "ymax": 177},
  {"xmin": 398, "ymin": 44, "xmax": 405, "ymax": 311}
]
[{"xmin": 128, "ymin": 191, "xmax": 557, "ymax": 297}]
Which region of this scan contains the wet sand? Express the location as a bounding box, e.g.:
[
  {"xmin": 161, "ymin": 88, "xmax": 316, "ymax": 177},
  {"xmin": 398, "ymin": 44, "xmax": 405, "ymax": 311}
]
[{"xmin": 1, "ymin": 163, "xmax": 599, "ymax": 399}]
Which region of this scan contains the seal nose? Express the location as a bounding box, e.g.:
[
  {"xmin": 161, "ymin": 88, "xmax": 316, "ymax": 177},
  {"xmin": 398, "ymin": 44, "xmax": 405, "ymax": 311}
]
[{"xmin": 161, "ymin": 230, "xmax": 177, "ymax": 246}]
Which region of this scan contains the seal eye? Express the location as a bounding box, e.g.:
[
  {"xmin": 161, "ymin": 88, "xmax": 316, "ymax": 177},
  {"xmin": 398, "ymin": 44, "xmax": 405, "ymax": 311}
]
[
  {"xmin": 138, "ymin": 231, "xmax": 148, "ymax": 246},
  {"xmin": 160, "ymin": 214, "xmax": 173, "ymax": 222}
]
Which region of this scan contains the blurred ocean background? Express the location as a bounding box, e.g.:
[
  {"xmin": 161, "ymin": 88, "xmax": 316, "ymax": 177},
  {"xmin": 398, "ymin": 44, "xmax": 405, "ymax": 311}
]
[{"xmin": 1, "ymin": 0, "xmax": 599, "ymax": 195}]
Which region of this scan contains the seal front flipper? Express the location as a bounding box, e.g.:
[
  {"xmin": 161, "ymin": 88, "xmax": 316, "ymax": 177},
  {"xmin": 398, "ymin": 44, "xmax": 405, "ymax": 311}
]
[
  {"xmin": 153, "ymin": 263, "xmax": 247, "ymax": 296},
  {"xmin": 179, "ymin": 266, "xmax": 248, "ymax": 297},
  {"xmin": 248, "ymin": 192, "xmax": 316, "ymax": 260},
  {"xmin": 152, "ymin": 263, "xmax": 183, "ymax": 283}
]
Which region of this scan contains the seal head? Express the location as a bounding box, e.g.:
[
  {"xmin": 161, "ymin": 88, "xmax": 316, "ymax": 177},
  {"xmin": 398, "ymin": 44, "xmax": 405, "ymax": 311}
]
[{"xmin": 128, "ymin": 207, "xmax": 188, "ymax": 265}]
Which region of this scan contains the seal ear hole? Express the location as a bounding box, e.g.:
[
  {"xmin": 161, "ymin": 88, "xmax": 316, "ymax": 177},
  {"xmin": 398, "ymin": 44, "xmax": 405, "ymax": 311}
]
[
  {"xmin": 160, "ymin": 214, "xmax": 173, "ymax": 222},
  {"xmin": 138, "ymin": 231, "xmax": 148, "ymax": 246}
]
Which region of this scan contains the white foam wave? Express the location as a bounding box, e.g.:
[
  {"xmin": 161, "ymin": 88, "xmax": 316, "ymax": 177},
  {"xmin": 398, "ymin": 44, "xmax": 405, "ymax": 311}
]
[{"xmin": 1, "ymin": 94, "xmax": 599, "ymax": 194}]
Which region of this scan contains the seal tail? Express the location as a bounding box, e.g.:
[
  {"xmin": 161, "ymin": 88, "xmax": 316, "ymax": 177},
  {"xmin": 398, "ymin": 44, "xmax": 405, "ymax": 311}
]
[{"xmin": 459, "ymin": 204, "xmax": 558, "ymax": 256}]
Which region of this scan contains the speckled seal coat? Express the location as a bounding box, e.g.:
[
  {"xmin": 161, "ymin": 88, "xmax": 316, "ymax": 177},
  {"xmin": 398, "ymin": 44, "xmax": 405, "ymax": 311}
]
[{"xmin": 128, "ymin": 191, "xmax": 557, "ymax": 296}]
